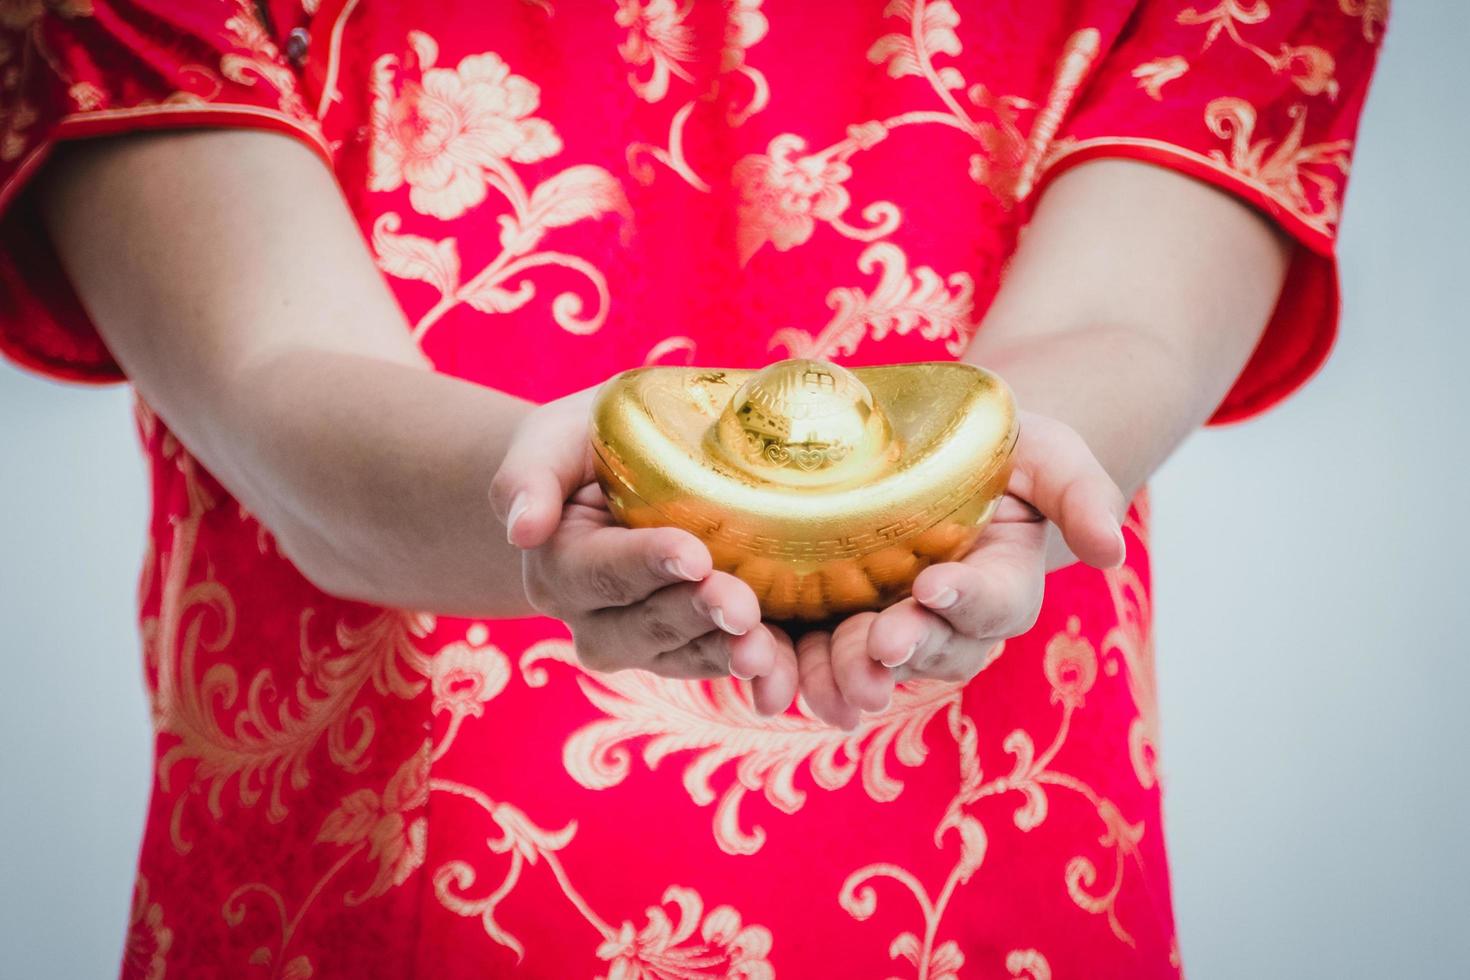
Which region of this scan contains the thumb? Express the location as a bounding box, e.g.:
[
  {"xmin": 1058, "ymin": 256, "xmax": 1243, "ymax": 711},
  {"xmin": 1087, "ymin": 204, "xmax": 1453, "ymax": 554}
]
[
  {"xmin": 1006, "ymin": 412, "xmax": 1126, "ymax": 570},
  {"xmin": 490, "ymin": 390, "xmax": 598, "ymax": 549}
]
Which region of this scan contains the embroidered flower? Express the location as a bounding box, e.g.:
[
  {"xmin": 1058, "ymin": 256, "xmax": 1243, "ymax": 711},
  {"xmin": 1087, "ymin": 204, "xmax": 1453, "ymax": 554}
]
[
  {"xmin": 430, "ymin": 625, "xmax": 511, "ymax": 719},
  {"xmin": 732, "ymin": 134, "xmax": 852, "ymax": 264},
  {"xmin": 721, "ymin": 0, "xmax": 768, "ymax": 72},
  {"xmin": 371, "ymin": 47, "xmax": 562, "ymax": 219},
  {"xmin": 597, "ymin": 887, "xmax": 774, "ymax": 980},
  {"xmin": 1043, "ymin": 616, "xmax": 1097, "ymax": 709},
  {"xmin": 317, "ymin": 747, "xmax": 429, "ymax": 903},
  {"xmin": 615, "ymin": 0, "xmax": 695, "ymax": 102},
  {"xmin": 123, "ymin": 877, "xmax": 173, "ymax": 980}
]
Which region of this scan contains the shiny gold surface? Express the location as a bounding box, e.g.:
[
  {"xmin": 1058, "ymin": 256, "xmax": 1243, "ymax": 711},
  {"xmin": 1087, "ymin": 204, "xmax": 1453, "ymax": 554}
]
[{"xmin": 590, "ymin": 358, "xmax": 1018, "ymax": 621}]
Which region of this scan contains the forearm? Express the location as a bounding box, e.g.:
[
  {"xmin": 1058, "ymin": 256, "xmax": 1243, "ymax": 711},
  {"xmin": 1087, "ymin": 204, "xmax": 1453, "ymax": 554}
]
[
  {"xmin": 965, "ymin": 159, "xmax": 1293, "ymax": 503},
  {"xmin": 221, "ymin": 349, "xmax": 536, "ymax": 616},
  {"xmin": 40, "ymin": 129, "xmax": 537, "ymax": 617}
]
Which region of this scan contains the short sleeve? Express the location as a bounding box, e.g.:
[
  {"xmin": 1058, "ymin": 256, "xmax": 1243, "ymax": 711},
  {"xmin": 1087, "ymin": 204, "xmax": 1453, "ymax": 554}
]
[
  {"xmin": 0, "ymin": 0, "xmax": 331, "ymax": 384},
  {"xmin": 1032, "ymin": 1, "xmax": 1385, "ymax": 424}
]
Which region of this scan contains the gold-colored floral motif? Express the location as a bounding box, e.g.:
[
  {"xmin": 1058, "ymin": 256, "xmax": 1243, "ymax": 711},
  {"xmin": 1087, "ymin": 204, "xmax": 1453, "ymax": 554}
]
[
  {"xmin": 1132, "ymin": 56, "xmax": 1189, "ymax": 101},
  {"xmin": 596, "ymin": 887, "xmax": 774, "ymax": 980},
  {"xmin": 620, "ymin": 0, "xmax": 771, "ymax": 190},
  {"xmin": 1005, "ymin": 948, "xmax": 1052, "ymax": 980},
  {"xmin": 369, "ymin": 32, "xmax": 629, "ymax": 342},
  {"xmin": 123, "ymin": 876, "xmax": 173, "ymax": 980},
  {"xmin": 429, "ymin": 622, "xmax": 511, "ymax": 758},
  {"xmin": 429, "ymin": 777, "xmax": 774, "ymax": 976},
  {"xmin": 147, "ymin": 450, "xmax": 431, "ymax": 850},
  {"xmin": 315, "ymin": 744, "xmax": 429, "ymax": 904},
  {"xmin": 839, "ymin": 617, "xmax": 1150, "ymax": 974},
  {"xmin": 1104, "ymin": 563, "xmax": 1160, "ymax": 790},
  {"xmin": 768, "ymin": 243, "xmax": 978, "ymax": 362},
  {"xmin": 369, "ymin": 33, "xmax": 561, "ymax": 220},
  {"xmin": 1339, "ymin": 0, "xmax": 1388, "ymax": 41},
  {"xmin": 522, "ymin": 638, "xmax": 966, "ymax": 856},
  {"xmin": 1044, "ymin": 616, "xmax": 1098, "ymax": 709},
  {"xmin": 615, "ymin": 0, "xmax": 695, "ymax": 103},
  {"xmin": 1139, "ymin": 2, "xmax": 1341, "ymax": 100},
  {"xmin": 732, "ymin": 134, "xmax": 863, "ymax": 263},
  {"xmin": 1205, "ymin": 95, "xmax": 1351, "ymax": 227},
  {"xmin": 221, "ymin": 0, "xmax": 311, "ymax": 117},
  {"xmin": 730, "ymin": 2, "xmax": 1097, "ymax": 273}
]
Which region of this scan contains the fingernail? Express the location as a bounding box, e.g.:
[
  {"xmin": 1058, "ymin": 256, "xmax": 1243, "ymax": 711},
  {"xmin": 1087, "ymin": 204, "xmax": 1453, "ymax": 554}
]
[
  {"xmin": 505, "ymin": 493, "xmax": 529, "ymax": 545},
  {"xmin": 664, "ymin": 558, "xmax": 696, "ymax": 581},
  {"xmin": 891, "ymin": 638, "xmax": 920, "ymax": 667},
  {"xmin": 710, "ymin": 606, "xmax": 747, "ymax": 636},
  {"xmin": 918, "ymin": 586, "xmax": 958, "ymax": 610},
  {"xmin": 1112, "ymin": 526, "xmax": 1127, "ymax": 566},
  {"xmin": 730, "ymin": 662, "xmax": 755, "ymax": 681}
]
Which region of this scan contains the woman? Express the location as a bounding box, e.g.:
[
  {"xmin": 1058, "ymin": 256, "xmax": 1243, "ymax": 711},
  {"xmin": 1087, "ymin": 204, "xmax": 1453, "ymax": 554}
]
[{"xmin": 1, "ymin": 1, "xmax": 1381, "ymax": 977}]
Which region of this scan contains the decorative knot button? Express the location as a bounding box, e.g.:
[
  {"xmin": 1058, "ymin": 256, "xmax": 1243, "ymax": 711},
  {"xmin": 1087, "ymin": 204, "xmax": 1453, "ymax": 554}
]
[{"xmin": 590, "ymin": 358, "xmax": 1018, "ymax": 622}]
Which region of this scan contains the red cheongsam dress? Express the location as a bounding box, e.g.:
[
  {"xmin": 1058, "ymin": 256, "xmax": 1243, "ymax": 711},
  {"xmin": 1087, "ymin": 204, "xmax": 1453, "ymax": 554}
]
[{"xmin": 0, "ymin": 2, "xmax": 1383, "ymax": 977}]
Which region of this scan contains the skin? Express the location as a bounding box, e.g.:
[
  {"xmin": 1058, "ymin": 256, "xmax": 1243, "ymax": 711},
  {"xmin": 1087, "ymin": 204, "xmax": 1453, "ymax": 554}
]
[{"xmin": 39, "ymin": 129, "xmax": 1289, "ymax": 728}]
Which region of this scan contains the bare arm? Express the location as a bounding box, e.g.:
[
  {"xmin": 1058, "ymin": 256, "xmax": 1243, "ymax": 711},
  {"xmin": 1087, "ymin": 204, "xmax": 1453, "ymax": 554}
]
[
  {"xmin": 801, "ymin": 159, "xmax": 1293, "ymax": 726},
  {"xmin": 43, "ymin": 127, "xmax": 787, "ymax": 695},
  {"xmin": 969, "ymin": 158, "xmax": 1291, "ymax": 506},
  {"xmin": 39, "ymin": 129, "xmax": 540, "ymax": 616}
]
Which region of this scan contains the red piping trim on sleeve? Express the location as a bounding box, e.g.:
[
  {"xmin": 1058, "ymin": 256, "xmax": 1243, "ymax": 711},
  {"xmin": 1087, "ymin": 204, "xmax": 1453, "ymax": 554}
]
[
  {"xmin": 1034, "ymin": 137, "xmax": 1338, "ymax": 258},
  {"xmin": 0, "ymin": 104, "xmax": 336, "ymax": 385},
  {"xmin": 1027, "ymin": 136, "xmax": 1345, "ymax": 427},
  {"xmin": 0, "ymin": 103, "xmax": 332, "ymax": 217}
]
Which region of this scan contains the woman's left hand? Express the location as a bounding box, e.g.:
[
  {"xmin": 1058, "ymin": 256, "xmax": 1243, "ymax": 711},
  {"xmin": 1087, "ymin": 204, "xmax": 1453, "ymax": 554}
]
[{"xmin": 790, "ymin": 411, "xmax": 1129, "ymax": 729}]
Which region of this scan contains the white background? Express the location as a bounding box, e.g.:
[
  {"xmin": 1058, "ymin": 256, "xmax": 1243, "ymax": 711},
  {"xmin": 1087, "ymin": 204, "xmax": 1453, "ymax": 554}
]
[{"xmin": 1, "ymin": 5, "xmax": 1466, "ymax": 977}]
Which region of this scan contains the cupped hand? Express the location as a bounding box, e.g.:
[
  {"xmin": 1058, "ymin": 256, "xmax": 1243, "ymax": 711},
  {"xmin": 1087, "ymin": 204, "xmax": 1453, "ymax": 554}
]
[
  {"xmin": 489, "ymin": 388, "xmax": 800, "ymax": 713},
  {"xmin": 795, "ymin": 410, "xmax": 1128, "ymax": 729}
]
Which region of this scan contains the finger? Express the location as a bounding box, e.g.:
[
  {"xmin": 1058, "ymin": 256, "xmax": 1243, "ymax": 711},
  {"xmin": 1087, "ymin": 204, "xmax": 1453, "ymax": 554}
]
[
  {"xmin": 751, "ymin": 625, "xmax": 799, "ymax": 716},
  {"xmin": 865, "ymin": 597, "xmax": 954, "ymax": 671},
  {"xmin": 727, "ymin": 619, "xmax": 779, "ymax": 681},
  {"xmin": 796, "ymin": 631, "xmax": 862, "ymax": 730},
  {"xmin": 1007, "ymin": 412, "xmax": 1126, "ymax": 569},
  {"xmin": 867, "ymin": 601, "xmax": 999, "ymax": 683},
  {"xmin": 491, "ymin": 391, "xmax": 598, "ymax": 549},
  {"xmin": 911, "ymin": 522, "xmax": 1047, "ymax": 639},
  {"xmin": 533, "ymin": 523, "xmax": 711, "ymax": 613},
  {"xmin": 651, "ymin": 631, "xmax": 735, "ymax": 679},
  {"xmin": 584, "ymin": 571, "xmax": 761, "ymax": 660},
  {"xmin": 829, "ymin": 613, "xmax": 894, "ymax": 713}
]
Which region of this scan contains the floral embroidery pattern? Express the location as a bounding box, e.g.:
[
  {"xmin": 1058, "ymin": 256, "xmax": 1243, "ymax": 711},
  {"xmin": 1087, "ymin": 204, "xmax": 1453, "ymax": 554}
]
[
  {"xmin": 838, "ymin": 616, "xmax": 1153, "ymax": 977},
  {"xmin": 1338, "ymin": 0, "xmax": 1388, "ymax": 41},
  {"xmin": 1177, "ymin": 2, "xmax": 1338, "ymax": 98},
  {"xmin": 369, "ymin": 37, "xmax": 560, "ymax": 220},
  {"xmin": 731, "ymin": 134, "xmax": 863, "ymax": 263},
  {"xmin": 620, "ymin": 0, "xmax": 771, "ymax": 191},
  {"xmin": 368, "ymin": 32, "xmax": 629, "ymax": 341},
  {"xmin": 1205, "ymin": 95, "xmax": 1350, "ymax": 227},
  {"xmin": 429, "ymin": 622, "xmax": 511, "ymax": 759},
  {"xmin": 522, "ymin": 638, "xmax": 966, "ymax": 856},
  {"xmin": 1133, "ymin": 0, "xmax": 1352, "ymax": 107},
  {"xmin": 768, "ymin": 242, "xmax": 978, "ymax": 361},
  {"xmin": 123, "ymin": 876, "xmax": 173, "ymax": 980},
  {"xmin": 596, "ymin": 888, "xmax": 774, "ymax": 980},
  {"xmin": 615, "ymin": 0, "xmax": 695, "ymax": 104},
  {"xmin": 730, "ymin": 1, "xmax": 1097, "ymax": 270},
  {"xmin": 1006, "ymin": 948, "xmax": 1052, "ymax": 980}
]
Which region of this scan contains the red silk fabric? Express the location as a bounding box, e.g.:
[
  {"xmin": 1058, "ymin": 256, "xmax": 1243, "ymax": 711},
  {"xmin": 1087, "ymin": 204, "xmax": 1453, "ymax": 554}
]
[{"xmin": 0, "ymin": 2, "xmax": 1381, "ymax": 977}]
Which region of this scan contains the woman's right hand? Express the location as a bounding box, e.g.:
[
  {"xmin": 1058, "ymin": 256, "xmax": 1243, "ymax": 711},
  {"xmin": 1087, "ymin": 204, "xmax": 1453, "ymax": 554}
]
[{"xmin": 491, "ymin": 388, "xmax": 800, "ymax": 711}]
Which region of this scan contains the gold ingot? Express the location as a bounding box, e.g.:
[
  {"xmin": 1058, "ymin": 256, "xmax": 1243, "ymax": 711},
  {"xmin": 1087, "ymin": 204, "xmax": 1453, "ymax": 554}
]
[{"xmin": 589, "ymin": 358, "xmax": 1018, "ymax": 622}]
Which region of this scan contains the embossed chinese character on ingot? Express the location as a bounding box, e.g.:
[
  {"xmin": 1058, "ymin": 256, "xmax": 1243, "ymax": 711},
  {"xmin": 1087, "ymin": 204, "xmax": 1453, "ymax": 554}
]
[{"xmin": 590, "ymin": 359, "xmax": 1018, "ymax": 621}]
